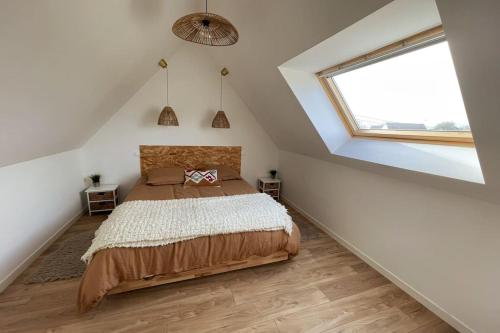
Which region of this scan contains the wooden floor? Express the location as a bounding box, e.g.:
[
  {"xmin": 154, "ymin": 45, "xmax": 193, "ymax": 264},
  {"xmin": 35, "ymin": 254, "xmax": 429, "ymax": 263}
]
[{"xmin": 0, "ymin": 207, "xmax": 457, "ymax": 333}]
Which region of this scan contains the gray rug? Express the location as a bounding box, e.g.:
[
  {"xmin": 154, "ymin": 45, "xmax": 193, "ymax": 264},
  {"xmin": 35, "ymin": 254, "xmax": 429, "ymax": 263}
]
[
  {"xmin": 288, "ymin": 210, "xmax": 324, "ymax": 241},
  {"xmin": 25, "ymin": 230, "xmax": 94, "ymax": 284}
]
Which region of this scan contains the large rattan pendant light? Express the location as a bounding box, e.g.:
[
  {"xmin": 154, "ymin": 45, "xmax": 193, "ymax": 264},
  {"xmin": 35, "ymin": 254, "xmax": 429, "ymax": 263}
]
[
  {"xmin": 157, "ymin": 59, "xmax": 179, "ymax": 126},
  {"xmin": 172, "ymin": 0, "xmax": 238, "ymax": 46},
  {"xmin": 212, "ymin": 67, "xmax": 230, "ymax": 128}
]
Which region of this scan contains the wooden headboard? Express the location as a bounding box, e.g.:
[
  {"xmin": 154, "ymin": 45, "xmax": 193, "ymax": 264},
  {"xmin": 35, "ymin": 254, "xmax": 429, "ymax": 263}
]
[{"xmin": 139, "ymin": 145, "xmax": 242, "ymax": 176}]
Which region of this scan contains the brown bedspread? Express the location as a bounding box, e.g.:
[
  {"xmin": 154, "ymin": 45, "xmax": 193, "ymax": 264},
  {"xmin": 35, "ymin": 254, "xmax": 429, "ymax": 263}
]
[{"xmin": 78, "ymin": 178, "xmax": 300, "ymax": 312}]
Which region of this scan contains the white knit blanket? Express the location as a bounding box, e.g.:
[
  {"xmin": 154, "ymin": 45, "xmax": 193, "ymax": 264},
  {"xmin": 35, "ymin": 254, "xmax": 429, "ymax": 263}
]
[{"xmin": 82, "ymin": 193, "xmax": 293, "ymax": 263}]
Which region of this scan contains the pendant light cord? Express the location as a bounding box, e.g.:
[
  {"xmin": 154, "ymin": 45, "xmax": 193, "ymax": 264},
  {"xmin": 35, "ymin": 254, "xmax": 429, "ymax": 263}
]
[
  {"xmin": 220, "ymin": 73, "xmax": 223, "ymax": 110},
  {"xmin": 166, "ymin": 68, "xmax": 169, "ymax": 106},
  {"xmin": 205, "ymin": 0, "xmax": 208, "ymax": 14}
]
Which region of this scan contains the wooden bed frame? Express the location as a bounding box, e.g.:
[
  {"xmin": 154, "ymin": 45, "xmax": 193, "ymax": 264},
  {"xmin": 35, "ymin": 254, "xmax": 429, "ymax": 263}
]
[
  {"xmin": 107, "ymin": 145, "xmax": 290, "ymax": 295},
  {"xmin": 109, "ymin": 251, "xmax": 289, "ymax": 295}
]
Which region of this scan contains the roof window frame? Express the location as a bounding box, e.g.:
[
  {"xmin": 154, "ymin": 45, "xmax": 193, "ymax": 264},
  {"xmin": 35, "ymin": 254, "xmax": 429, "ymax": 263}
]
[{"xmin": 317, "ymin": 26, "xmax": 474, "ymax": 146}]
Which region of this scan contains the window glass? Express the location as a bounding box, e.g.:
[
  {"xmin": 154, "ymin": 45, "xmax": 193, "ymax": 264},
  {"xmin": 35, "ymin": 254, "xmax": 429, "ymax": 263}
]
[{"xmin": 331, "ymin": 41, "xmax": 470, "ymax": 132}]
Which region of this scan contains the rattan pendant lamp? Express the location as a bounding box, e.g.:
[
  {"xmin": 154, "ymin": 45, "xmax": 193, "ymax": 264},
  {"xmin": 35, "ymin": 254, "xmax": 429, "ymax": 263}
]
[
  {"xmin": 157, "ymin": 58, "xmax": 179, "ymax": 126},
  {"xmin": 172, "ymin": 0, "xmax": 238, "ymax": 46},
  {"xmin": 212, "ymin": 67, "xmax": 230, "ymax": 128}
]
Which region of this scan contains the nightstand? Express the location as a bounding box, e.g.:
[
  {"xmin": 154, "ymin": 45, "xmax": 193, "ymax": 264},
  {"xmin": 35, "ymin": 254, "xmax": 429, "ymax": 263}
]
[
  {"xmin": 85, "ymin": 184, "xmax": 119, "ymax": 216},
  {"xmin": 258, "ymin": 178, "xmax": 281, "ymax": 200}
]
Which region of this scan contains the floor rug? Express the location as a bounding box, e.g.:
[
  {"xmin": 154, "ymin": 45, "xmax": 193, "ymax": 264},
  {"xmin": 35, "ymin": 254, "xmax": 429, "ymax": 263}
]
[{"xmin": 25, "ymin": 230, "xmax": 94, "ymax": 283}]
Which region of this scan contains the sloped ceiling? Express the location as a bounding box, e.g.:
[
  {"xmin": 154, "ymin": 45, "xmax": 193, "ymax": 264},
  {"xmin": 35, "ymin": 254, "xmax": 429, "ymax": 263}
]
[
  {"xmin": 207, "ymin": 0, "xmax": 392, "ymax": 156},
  {"xmin": 206, "ymin": 0, "xmax": 500, "ymax": 201},
  {"xmin": 3, "ymin": 0, "xmax": 498, "ymax": 200},
  {"xmin": 0, "ymin": 0, "xmax": 197, "ymax": 167},
  {"xmin": 0, "ymin": 0, "xmax": 391, "ymax": 168}
]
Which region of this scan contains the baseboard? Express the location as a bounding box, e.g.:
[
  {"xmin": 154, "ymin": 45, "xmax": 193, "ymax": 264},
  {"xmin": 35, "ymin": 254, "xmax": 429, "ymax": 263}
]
[
  {"xmin": 0, "ymin": 209, "xmax": 86, "ymax": 293},
  {"xmin": 282, "ymin": 196, "xmax": 475, "ymax": 333}
]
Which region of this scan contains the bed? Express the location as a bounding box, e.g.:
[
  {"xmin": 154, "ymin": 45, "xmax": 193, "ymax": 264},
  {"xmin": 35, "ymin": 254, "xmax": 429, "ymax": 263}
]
[{"xmin": 78, "ymin": 145, "xmax": 300, "ymax": 312}]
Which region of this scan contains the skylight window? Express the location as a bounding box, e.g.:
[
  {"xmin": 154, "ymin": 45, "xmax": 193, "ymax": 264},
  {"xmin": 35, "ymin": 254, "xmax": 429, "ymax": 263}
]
[{"xmin": 318, "ymin": 26, "xmax": 473, "ymax": 145}]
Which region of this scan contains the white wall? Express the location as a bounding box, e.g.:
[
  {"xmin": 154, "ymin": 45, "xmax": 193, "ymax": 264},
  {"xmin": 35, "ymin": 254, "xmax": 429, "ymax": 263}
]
[
  {"xmin": 279, "ymin": 150, "xmax": 500, "ymax": 333},
  {"xmin": 0, "ymin": 149, "xmax": 84, "ymax": 291},
  {"xmin": 81, "ymin": 45, "xmax": 278, "ymax": 196}
]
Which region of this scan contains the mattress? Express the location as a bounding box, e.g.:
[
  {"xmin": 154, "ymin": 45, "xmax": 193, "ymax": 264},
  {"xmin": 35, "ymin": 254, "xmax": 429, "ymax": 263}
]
[{"xmin": 78, "ymin": 178, "xmax": 300, "ymax": 312}]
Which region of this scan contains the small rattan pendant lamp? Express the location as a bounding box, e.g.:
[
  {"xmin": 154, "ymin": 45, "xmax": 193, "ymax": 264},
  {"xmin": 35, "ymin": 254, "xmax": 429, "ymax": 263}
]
[
  {"xmin": 172, "ymin": 0, "xmax": 238, "ymax": 46},
  {"xmin": 212, "ymin": 67, "xmax": 230, "ymax": 128},
  {"xmin": 157, "ymin": 59, "xmax": 179, "ymax": 126}
]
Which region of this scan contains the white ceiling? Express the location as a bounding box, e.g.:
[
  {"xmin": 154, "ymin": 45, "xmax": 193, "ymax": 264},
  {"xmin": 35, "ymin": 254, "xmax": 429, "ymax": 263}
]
[
  {"xmin": 206, "ymin": 0, "xmax": 500, "ymax": 201},
  {"xmin": 207, "ymin": 0, "xmax": 392, "ymax": 157},
  {"xmin": 2, "ymin": 0, "xmax": 499, "ymax": 201},
  {"xmin": 0, "ymin": 0, "xmax": 391, "ymax": 167},
  {"xmin": 0, "ymin": 0, "xmax": 197, "ymax": 167}
]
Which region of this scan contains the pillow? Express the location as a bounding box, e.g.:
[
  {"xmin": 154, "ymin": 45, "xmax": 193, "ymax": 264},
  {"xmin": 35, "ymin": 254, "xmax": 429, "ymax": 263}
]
[
  {"xmin": 147, "ymin": 167, "xmax": 185, "ymax": 185},
  {"xmin": 201, "ymin": 164, "xmax": 241, "ymax": 181},
  {"xmin": 184, "ymin": 169, "xmax": 221, "ymax": 187}
]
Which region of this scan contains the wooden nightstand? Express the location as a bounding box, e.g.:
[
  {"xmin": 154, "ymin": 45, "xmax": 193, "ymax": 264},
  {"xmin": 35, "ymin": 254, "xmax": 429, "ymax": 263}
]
[
  {"xmin": 85, "ymin": 184, "xmax": 119, "ymax": 216},
  {"xmin": 258, "ymin": 178, "xmax": 281, "ymax": 200}
]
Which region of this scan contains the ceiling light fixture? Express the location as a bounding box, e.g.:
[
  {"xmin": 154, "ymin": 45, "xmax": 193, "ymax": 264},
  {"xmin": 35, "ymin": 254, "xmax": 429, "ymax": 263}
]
[
  {"xmin": 172, "ymin": 0, "xmax": 238, "ymax": 46},
  {"xmin": 157, "ymin": 59, "xmax": 179, "ymax": 126},
  {"xmin": 212, "ymin": 67, "xmax": 230, "ymax": 128}
]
